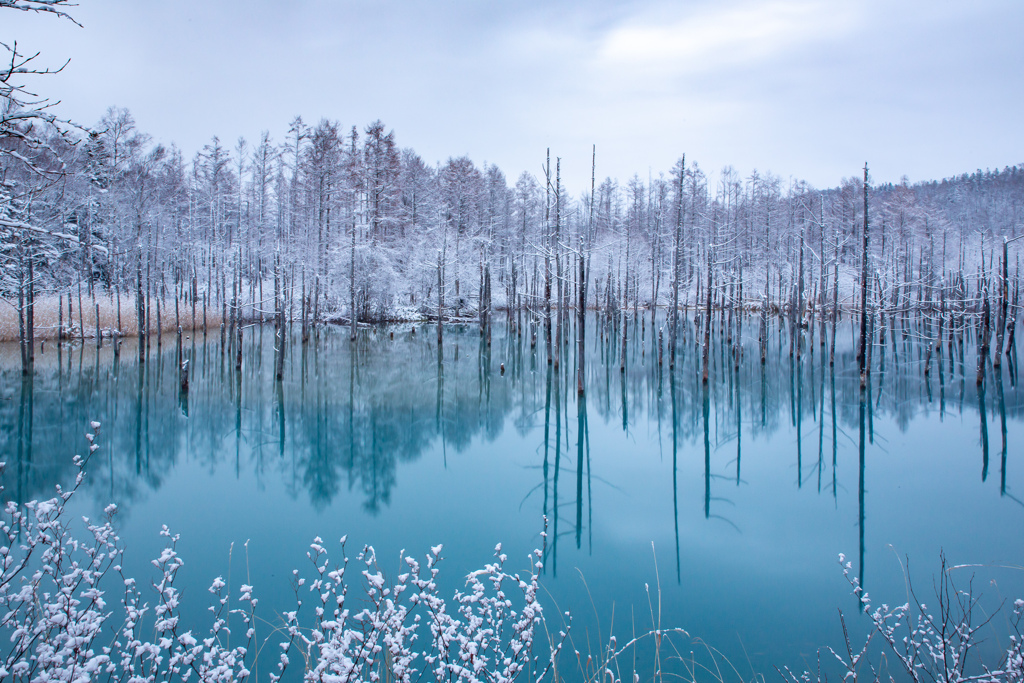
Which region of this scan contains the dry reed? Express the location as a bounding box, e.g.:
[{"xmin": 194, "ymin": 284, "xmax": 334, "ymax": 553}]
[{"xmin": 0, "ymin": 294, "xmax": 226, "ymax": 343}]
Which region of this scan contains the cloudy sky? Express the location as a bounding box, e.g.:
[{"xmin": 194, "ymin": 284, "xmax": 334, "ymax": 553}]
[{"xmin": 7, "ymin": 0, "xmax": 1023, "ymax": 193}]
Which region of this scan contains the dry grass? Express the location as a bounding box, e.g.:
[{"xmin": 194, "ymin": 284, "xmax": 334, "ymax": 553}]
[{"xmin": 0, "ymin": 294, "xmax": 227, "ymax": 343}]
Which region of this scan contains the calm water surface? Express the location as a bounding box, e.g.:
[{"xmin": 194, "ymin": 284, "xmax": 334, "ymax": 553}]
[{"xmin": 2, "ymin": 315, "xmax": 1023, "ymax": 678}]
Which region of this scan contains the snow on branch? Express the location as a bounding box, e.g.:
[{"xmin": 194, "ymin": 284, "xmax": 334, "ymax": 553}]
[
  {"xmin": 0, "ymin": 216, "xmax": 108, "ymax": 253},
  {"xmin": 0, "ymin": 0, "xmax": 80, "ymax": 26}
]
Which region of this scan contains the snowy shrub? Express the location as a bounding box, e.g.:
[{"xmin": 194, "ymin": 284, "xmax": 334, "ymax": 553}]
[
  {"xmin": 0, "ymin": 425, "xmax": 558, "ymax": 683},
  {"xmin": 783, "ymin": 554, "xmax": 1024, "ymax": 683},
  {"xmin": 12, "ymin": 424, "xmax": 1023, "ymax": 683},
  {"xmin": 0, "ymin": 465, "xmax": 120, "ymax": 680},
  {"xmin": 282, "ymin": 540, "xmax": 552, "ymax": 683}
]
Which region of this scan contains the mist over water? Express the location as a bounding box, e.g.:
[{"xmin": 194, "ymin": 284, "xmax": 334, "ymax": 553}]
[{"xmin": 2, "ymin": 314, "xmax": 1023, "ymax": 677}]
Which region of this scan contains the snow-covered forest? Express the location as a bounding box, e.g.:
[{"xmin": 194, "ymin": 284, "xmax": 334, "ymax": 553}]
[
  {"xmin": 4, "ymin": 105, "xmax": 1024, "ymax": 352},
  {"xmin": 4, "ymin": 1, "xmax": 1024, "ymax": 386},
  {"xmin": 4, "ymin": 1, "xmax": 1024, "ymax": 382}
]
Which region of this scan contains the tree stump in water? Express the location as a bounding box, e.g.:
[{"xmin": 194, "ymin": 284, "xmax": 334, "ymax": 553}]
[{"xmin": 179, "ymin": 358, "xmax": 189, "ymax": 394}]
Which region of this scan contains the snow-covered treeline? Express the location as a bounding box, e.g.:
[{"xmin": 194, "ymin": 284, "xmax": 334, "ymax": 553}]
[
  {"xmin": 5, "ymin": 0, "xmax": 1024, "ymax": 385},
  {"xmin": 4, "ymin": 106, "xmax": 1023, "ymax": 338}
]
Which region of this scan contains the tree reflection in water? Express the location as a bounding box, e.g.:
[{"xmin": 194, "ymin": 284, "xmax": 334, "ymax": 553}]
[{"xmin": 1, "ymin": 314, "xmax": 1023, "ymax": 588}]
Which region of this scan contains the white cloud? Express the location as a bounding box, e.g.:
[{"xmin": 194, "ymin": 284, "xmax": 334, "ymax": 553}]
[
  {"xmin": 596, "ymin": 1, "xmax": 860, "ymax": 78},
  {"xmin": 2, "ymin": 0, "xmax": 1021, "ymax": 190}
]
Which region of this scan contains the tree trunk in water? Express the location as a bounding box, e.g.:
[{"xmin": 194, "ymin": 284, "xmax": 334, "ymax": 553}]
[
  {"xmin": 554, "ymin": 159, "xmax": 562, "ymax": 370},
  {"xmin": 301, "ymin": 269, "xmax": 309, "ymax": 344},
  {"xmin": 978, "ymin": 288, "xmax": 990, "ymax": 386},
  {"xmin": 437, "ymin": 251, "xmax": 444, "ymax": 346},
  {"xmin": 859, "ymin": 163, "xmax": 870, "ymax": 387},
  {"xmin": 995, "ymin": 238, "xmax": 1009, "ymax": 367},
  {"xmin": 19, "ymin": 232, "xmax": 34, "ymax": 374},
  {"xmin": 544, "ymin": 150, "xmax": 552, "ymax": 365},
  {"xmin": 703, "ymin": 255, "xmax": 712, "ymax": 384},
  {"xmin": 236, "ymin": 324, "xmax": 243, "ymax": 372},
  {"xmin": 830, "ymin": 231, "xmax": 839, "ymax": 367},
  {"xmin": 484, "ymin": 262, "xmax": 492, "ymax": 346},
  {"xmin": 137, "ymin": 260, "xmax": 146, "ymax": 364},
  {"xmin": 351, "ymin": 218, "xmax": 357, "ymax": 342},
  {"xmin": 671, "ymin": 155, "xmax": 684, "ymax": 370},
  {"xmin": 620, "ymin": 225, "xmax": 631, "ymax": 373},
  {"xmin": 578, "ymin": 235, "xmax": 587, "ymax": 396},
  {"xmin": 276, "ymin": 304, "xmax": 286, "ymax": 381},
  {"xmin": 797, "ymin": 222, "xmax": 805, "ymax": 359},
  {"xmin": 735, "ymin": 261, "xmax": 742, "ymax": 369},
  {"xmin": 579, "ymin": 146, "xmax": 596, "ymax": 396}
]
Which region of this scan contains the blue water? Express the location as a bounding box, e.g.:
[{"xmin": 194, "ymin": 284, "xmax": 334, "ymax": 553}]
[{"xmin": 2, "ymin": 315, "xmax": 1022, "ymax": 679}]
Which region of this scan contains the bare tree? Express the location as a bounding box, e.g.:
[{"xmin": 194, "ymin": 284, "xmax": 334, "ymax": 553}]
[{"xmin": 859, "ymin": 163, "xmax": 870, "ymax": 387}]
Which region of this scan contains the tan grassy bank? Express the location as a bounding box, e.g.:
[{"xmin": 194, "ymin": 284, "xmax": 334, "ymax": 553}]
[{"xmin": 0, "ymin": 294, "xmax": 227, "ymax": 343}]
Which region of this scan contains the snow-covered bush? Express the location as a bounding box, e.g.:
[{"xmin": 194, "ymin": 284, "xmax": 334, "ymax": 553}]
[
  {"xmin": 0, "ymin": 426, "xmax": 556, "ymax": 682},
  {"xmin": 283, "ymin": 540, "xmax": 550, "ymax": 683},
  {"xmin": 0, "ymin": 461, "xmax": 121, "ymax": 680},
  {"xmin": 13, "ymin": 425, "xmax": 1022, "ymax": 683},
  {"xmin": 783, "ymin": 554, "xmax": 1024, "ymax": 683}
]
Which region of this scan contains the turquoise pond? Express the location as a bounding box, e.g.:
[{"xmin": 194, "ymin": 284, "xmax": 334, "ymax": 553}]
[{"xmin": 2, "ymin": 314, "xmax": 1023, "ymax": 678}]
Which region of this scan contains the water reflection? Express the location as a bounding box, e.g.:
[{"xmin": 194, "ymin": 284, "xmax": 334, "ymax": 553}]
[
  {"xmin": 8, "ymin": 327, "xmax": 1024, "ymax": 483},
  {"xmin": 671, "ymin": 371, "xmax": 681, "ymax": 583},
  {"xmin": 2, "ymin": 315, "xmax": 1023, "ymax": 599}
]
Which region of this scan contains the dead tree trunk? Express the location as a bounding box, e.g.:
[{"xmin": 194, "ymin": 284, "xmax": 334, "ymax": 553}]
[
  {"xmin": 830, "ymin": 234, "xmax": 838, "ymax": 367},
  {"xmin": 276, "ymin": 255, "xmax": 286, "ymax": 381},
  {"xmin": 544, "ymin": 150, "xmax": 553, "ymax": 365},
  {"xmin": 858, "ymin": 163, "xmax": 870, "ymax": 387},
  {"xmin": 995, "ymin": 237, "xmax": 1010, "ymax": 367},
  {"xmin": 579, "ymin": 146, "xmax": 595, "ymax": 396},
  {"xmin": 703, "ymin": 251, "xmax": 713, "ymax": 384},
  {"xmin": 670, "ymin": 154, "xmax": 684, "ymax": 370},
  {"xmin": 437, "ymin": 249, "xmax": 444, "ymax": 346},
  {"xmin": 350, "ymin": 213, "xmax": 357, "ymax": 342}
]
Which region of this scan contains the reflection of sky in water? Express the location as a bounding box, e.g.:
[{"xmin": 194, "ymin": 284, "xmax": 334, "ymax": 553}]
[{"xmin": 2, "ymin": 317, "xmax": 1023, "ymax": 677}]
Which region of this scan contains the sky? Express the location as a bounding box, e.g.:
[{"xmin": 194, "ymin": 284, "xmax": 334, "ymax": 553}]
[{"xmin": 6, "ymin": 0, "xmax": 1024, "ymax": 194}]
